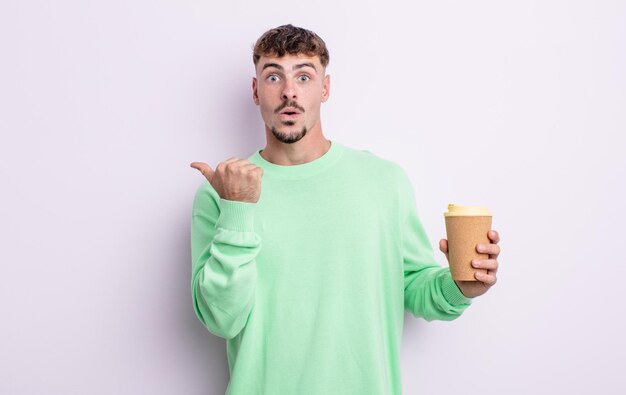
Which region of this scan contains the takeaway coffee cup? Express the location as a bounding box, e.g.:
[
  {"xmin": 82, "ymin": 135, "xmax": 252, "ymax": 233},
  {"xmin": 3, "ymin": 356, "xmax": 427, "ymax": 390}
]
[{"xmin": 444, "ymin": 204, "xmax": 493, "ymax": 281}]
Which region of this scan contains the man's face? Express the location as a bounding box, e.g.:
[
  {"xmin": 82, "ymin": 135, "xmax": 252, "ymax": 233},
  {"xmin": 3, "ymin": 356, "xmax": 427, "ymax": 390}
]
[{"xmin": 253, "ymin": 53, "xmax": 330, "ymax": 144}]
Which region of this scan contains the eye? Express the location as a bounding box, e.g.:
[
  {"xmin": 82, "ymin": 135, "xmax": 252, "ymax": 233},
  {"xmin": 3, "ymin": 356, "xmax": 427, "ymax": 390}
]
[
  {"xmin": 298, "ymin": 75, "xmax": 310, "ymax": 82},
  {"xmin": 267, "ymin": 75, "xmax": 280, "ymax": 82}
]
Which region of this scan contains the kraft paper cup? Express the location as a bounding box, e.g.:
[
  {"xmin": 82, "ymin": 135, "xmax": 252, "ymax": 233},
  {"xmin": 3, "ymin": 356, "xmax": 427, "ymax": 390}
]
[{"xmin": 444, "ymin": 204, "xmax": 493, "ymax": 281}]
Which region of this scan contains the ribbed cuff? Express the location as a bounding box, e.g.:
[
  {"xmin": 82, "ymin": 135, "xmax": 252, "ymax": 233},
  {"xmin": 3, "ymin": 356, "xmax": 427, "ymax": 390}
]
[
  {"xmin": 441, "ymin": 270, "xmax": 472, "ymax": 306},
  {"xmin": 215, "ymin": 199, "xmax": 257, "ymax": 232}
]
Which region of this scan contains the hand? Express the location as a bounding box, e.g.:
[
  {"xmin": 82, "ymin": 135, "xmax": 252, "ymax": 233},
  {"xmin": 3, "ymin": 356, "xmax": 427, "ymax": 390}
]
[
  {"xmin": 439, "ymin": 230, "xmax": 501, "ymax": 298},
  {"xmin": 190, "ymin": 158, "xmax": 263, "ymax": 203}
]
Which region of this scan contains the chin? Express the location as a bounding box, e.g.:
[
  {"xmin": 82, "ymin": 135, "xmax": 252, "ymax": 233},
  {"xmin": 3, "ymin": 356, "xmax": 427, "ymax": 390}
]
[{"xmin": 271, "ymin": 126, "xmax": 308, "ymax": 144}]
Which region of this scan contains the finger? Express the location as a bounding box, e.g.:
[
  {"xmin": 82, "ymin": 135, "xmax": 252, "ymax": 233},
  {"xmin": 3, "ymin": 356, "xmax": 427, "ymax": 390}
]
[
  {"xmin": 190, "ymin": 162, "xmax": 214, "ymax": 180},
  {"xmin": 231, "ymin": 158, "xmax": 251, "ymax": 166},
  {"xmin": 475, "ymin": 271, "xmax": 497, "ymax": 286},
  {"xmin": 477, "ymin": 243, "xmax": 501, "ymax": 257},
  {"xmin": 252, "ymin": 166, "xmax": 264, "ymax": 176},
  {"xmin": 439, "ymin": 239, "xmax": 448, "ymax": 254},
  {"xmin": 488, "ymin": 230, "xmax": 500, "ymax": 244},
  {"xmin": 472, "ymin": 259, "xmax": 499, "ymax": 272},
  {"xmin": 239, "ymin": 163, "xmax": 259, "ymax": 171},
  {"xmin": 235, "ymin": 163, "xmax": 263, "ymax": 177},
  {"xmin": 215, "ymin": 157, "xmax": 244, "ymax": 173},
  {"xmin": 222, "ymin": 157, "xmax": 242, "ymax": 164},
  {"xmin": 222, "ymin": 158, "xmax": 252, "ymax": 171}
]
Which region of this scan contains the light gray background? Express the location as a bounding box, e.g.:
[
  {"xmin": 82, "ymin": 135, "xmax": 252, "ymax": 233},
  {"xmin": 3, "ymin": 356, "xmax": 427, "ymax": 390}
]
[{"xmin": 1, "ymin": 0, "xmax": 625, "ymax": 394}]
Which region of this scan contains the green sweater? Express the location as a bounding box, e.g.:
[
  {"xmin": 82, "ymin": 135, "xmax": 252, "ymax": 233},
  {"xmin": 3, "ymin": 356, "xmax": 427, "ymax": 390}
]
[{"xmin": 191, "ymin": 140, "xmax": 471, "ymax": 394}]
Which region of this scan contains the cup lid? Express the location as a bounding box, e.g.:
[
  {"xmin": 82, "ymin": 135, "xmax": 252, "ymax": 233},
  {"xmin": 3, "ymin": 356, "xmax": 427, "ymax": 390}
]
[{"xmin": 444, "ymin": 204, "xmax": 492, "ymax": 217}]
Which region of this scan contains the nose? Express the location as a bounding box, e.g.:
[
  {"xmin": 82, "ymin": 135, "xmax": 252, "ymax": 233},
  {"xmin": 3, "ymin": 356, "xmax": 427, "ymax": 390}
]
[{"xmin": 281, "ymin": 79, "xmax": 297, "ymax": 101}]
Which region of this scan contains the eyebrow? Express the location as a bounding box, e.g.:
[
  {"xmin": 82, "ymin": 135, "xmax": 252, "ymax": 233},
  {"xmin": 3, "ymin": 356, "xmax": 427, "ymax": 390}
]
[
  {"xmin": 261, "ymin": 62, "xmax": 317, "ymax": 72},
  {"xmin": 294, "ymin": 62, "xmax": 317, "ymax": 71}
]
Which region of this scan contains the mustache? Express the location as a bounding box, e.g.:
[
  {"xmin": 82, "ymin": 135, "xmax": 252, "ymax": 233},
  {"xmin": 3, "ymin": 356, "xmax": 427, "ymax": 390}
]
[{"xmin": 275, "ymin": 101, "xmax": 305, "ymax": 114}]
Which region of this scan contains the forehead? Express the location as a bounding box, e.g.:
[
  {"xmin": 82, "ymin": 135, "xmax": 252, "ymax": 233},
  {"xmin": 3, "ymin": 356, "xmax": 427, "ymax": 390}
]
[{"xmin": 256, "ymin": 53, "xmax": 323, "ymax": 74}]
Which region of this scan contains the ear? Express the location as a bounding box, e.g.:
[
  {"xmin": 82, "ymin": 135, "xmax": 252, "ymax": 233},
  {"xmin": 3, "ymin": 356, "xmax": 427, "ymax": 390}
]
[
  {"xmin": 252, "ymin": 77, "xmax": 259, "ymax": 105},
  {"xmin": 321, "ymin": 74, "xmax": 330, "ymax": 103}
]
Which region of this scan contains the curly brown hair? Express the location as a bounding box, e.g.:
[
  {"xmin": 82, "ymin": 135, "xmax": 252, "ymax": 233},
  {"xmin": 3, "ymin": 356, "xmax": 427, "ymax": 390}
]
[{"xmin": 252, "ymin": 24, "xmax": 329, "ymax": 68}]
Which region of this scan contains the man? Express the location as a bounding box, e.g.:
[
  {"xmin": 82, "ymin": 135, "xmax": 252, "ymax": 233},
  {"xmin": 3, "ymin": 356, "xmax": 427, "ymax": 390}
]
[{"xmin": 190, "ymin": 24, "xmax": 500, "ymax": 394}]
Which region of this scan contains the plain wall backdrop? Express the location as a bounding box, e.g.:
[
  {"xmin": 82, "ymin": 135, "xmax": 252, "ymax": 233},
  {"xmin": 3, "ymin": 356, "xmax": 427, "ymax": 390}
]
[{"xmin": 1, "ymin": 0, "xmax": 625, "ymax": 394}]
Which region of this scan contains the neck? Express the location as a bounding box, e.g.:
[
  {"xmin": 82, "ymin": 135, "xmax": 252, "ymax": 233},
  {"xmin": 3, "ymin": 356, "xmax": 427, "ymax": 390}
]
[{"xmin": 260, "ymin": 128, "xmax": 331, "ymax": 166}]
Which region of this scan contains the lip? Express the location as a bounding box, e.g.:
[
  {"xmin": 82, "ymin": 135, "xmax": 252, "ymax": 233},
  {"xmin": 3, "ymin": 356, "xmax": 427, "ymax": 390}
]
[
  {"xmin": 279, "ymin": 112, "xmax": 302, "ymax": 118},
  {"xmin": 279, "ymin": 107, "xmax": 302, "ymax": 116}
]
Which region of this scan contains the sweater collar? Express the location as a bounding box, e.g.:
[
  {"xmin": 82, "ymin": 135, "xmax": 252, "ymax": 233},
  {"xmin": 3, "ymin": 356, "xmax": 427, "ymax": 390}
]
[{"xmin": 248, "ymin": 140, "xmax": 344, "ymax": 180}]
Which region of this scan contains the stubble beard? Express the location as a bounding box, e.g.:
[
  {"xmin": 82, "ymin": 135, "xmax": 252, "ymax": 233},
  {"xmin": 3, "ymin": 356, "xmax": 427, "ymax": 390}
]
[{"xmin": 271, "ymin": 121, "xmax": 308, "ymax": 144}]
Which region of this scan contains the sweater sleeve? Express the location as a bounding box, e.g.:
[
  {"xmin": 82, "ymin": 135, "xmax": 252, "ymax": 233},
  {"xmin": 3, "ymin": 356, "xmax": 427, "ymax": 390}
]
[
  {"xmin": 190, "ymin": 181, "xmax": 261, "ymax": 339},
  {"xmin": 399, "ymin": 171, "xmax": 472, "ymax": 321}
]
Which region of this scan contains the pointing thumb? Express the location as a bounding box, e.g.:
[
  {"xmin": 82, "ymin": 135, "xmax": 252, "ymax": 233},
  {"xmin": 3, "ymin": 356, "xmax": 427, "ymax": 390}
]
[{"xmin": 190, "ymin": 162, "xmax": 214, "ymax": 182}]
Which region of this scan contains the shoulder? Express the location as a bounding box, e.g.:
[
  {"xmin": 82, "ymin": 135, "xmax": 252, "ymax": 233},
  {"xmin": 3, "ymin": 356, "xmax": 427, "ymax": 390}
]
[
  {"xmin": 340, "ymin": 143, "xmax": 411, "ymax": 185},
  {"xmin": 340, "ymin": 144, "xmax": 417, "ymax": 209}
]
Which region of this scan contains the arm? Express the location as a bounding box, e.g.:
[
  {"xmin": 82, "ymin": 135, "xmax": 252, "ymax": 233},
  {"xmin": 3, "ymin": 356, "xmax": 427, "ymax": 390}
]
[
  {"xmin": 191, "ymin": 182, "xmax": 260, "ymax": 339},
  {"xmin": 399, "ymin": 171, "xmax": 472, "ymax": 321}
]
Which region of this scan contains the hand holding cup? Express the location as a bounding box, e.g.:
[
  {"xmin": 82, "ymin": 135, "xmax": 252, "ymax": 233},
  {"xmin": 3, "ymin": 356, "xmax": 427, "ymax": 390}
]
[{"xmin": 440, "ymin": 204, "xmax": 501, "ymax": 298}]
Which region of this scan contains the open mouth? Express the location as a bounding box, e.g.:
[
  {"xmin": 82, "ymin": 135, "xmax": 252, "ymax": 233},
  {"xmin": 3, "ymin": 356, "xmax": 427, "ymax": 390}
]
[{"xmin": 278, "ymin": 105, "xmax": 303, "ymax": 116}]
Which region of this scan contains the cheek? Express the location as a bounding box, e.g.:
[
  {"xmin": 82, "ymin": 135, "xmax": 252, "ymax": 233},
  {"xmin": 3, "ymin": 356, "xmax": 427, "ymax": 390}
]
[
  {"xmin": 258, "ymin": 102, "xmax": 276, "ymax": 123},
  {"xmin": 256, "ymin": 90, "xmax": 271, "ymax": 107},
  {"xmin": 259, "ymin": 103, "xmax": 271, "ymax": 117},
  {"xmin": 258, "ymin": 87, "xmax": 280, "ymax": 106}
]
